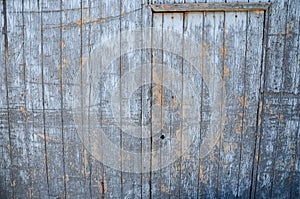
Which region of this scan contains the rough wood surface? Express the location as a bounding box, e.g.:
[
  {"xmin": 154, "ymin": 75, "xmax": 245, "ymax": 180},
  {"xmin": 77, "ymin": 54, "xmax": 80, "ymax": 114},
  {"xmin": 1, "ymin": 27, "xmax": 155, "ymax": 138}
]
[
  {"xmin": 150, "ymin": 2, "xmax": 270, "ymax": 12},
  {"xmin": 0, "ymin": 0, "xmax": 299, "ymax": 198}
]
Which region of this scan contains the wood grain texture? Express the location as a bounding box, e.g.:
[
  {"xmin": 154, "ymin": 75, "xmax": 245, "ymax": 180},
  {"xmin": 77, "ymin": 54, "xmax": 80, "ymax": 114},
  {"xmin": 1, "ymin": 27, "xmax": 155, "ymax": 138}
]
[
  {"xmin": 198, "ymin": 11, "xmax": 224, "ymax": 198},
  {"xmin": 237, "ymin": 10, "xmax": 264, "ymax": 198},
  {"xmin": 218, "ymin": 11, "xmax": 248, "ymax": 198},
  {"xmin": 150, "ymin": 2, "xmax": 270, "ymax": 12},
  {"xmin": 150, "ymin": 13, "xmax": 163, "ymax": 199},
  {"xmin": 140, "ymin": 4, "xmax": 152, "ymax": 199},
  {"xmin": 0, "ymin": 0, "xmax": 299, "ymax": 198},
  {"xmin": 183, "ymin": 12, "xmax": 204, "ymax": 198},
  {"xmin": 0, "ymin": 0, "xmax": 13, "ymax": 198},
  {"xmin": 255, "ymin": 0, "xmax": 300, "ymax": 198},
  {"xmin": 120, "ymin": 0, "xmax": 144, "ymax": 197}
]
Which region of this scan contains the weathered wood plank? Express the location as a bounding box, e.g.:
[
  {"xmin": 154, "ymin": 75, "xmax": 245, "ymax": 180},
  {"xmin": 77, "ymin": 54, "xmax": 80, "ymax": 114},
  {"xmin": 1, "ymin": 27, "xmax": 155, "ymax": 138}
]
[
  {"xmin": 40, "ymin": 1, "xmax": 67, "ymax": 197},
  {"xmin": 141, "ymin": 5, "xmax": 152, "ymax": 199},
  {"xmin": 272, "ymin": 95, "xmax": 299, "ymax": 198},
  {"xmin": 150, "ymin": 13, "xmax": 163, "ymax": 199},
  {"xmin": 100, "ymin": 0, "xmax": 123, "ymax": 197},
  {"xmin": 218, "ymin": 11, "xmax": 247, "ymax": 198},
  {"xmin": 162, "ymin": 12, "xmax": 184, "ymax": 198},
  {"xmin": 150, "ymin": 3, "xmax": 270, "ymax": 12},
  {"xmin": 296, "ymin": 106, "xmax": 300, "ymax": 198},
  {"xmin": 182, "ymin": 12, "xmax": 204, "ymax": 198},
  {"xmin": 61, "ymin": 0, "xmax": 94, "ymax": 198},
  {"xmin": 282, "ymin": 0, "xmax": 300, "ymax": 94},
  {"xmin": 80, "ymin": 1, "xmax": 99, "ymax": 198},
  {"xmin": 199, "ymin": 11, "xmax": 225, "ymax": 198},
  {"xmin": 255, "ymin": 0, "xmax": 295, "ymax": 198},
  {"xmin": 78, "ymin": 0, "xmax": 124, "ymax": 197},
  {"xmin": 120, "ymin": 0, "xmax": 144, "ymax": 197},
  {"xmin": 237, "ymin": 10, "xmax": 265, "ymax": 198},
  {"xmin": 264, "ymin": 0, "xmax": 288, "ymax": 93},
  {"xmin": 0, "ymin": 0, "xmax": 13, "ymax": 198},
  {"xmin": 269, "ymin": 2, "xmax": 300, "ymax": 196},
  {"xmin": 270, "ymin": 1, "xmax": 300, "ymax": 190},
  {"xmin": 22, "ymin": 1, "xmax": 52, "ymax": 198},
  {"xmin": 5, "ymin": 1, "xmax": 35, "ymax": 198}
]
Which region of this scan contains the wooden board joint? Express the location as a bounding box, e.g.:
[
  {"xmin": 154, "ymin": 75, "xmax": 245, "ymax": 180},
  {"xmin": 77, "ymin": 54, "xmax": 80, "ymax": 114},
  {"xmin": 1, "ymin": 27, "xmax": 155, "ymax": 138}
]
[{"xmin": 150, "ymin": 2, "xmax": 271, "ymax": 12}]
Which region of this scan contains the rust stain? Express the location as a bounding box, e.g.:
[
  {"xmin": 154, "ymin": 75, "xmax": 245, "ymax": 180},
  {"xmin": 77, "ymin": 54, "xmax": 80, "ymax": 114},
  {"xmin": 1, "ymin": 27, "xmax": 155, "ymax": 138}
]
[
  {"xmin": 23, "ymin": 62, "xmax": 26, "ymax": 82},
  {"xmin": 286, "ymin": 21, "xmax": 295, "ymax": 36},
  {"xmin": 152, "ymin": 69, "xmax": 162, "ymax": 85},
  {"xmin": 286, "ymin": 21, "xmax": 294, "ymax": 38},
  {"xmin": 201, "ymin": 42, "xmax": 210, "ymax": 56},
  {"xmin": 253, "ymin": 10, "xmax": 264, "ymax": 15},
  {"xmin": 80, "ymin": 57, "xmax": 89, "ymax": 65},
  {"xmin": 36, "ymin": 132, "xmax": 60, "ymax": 143},
  {"xmin": 223, "ymin": 65, "xmax": 230, "ymax": 78},
  {"xmin": 235, "ymin": 114, "xmax": 243, "ymax": 134},
  {"xmin": 152, "ymin": 69, "xmax": 164, "ymax": 105},
  {"xmin": 76, "ymin": 18, "xmax": 91, "ymax": 27},
  {"xmin": 63, "ymin": 58, "xmax": 71, "ymax": 67},
  {"xmin": 121, "ymin": 65, "xmax": 126, "ymax": 72},
  {"xmin": 160, "ymin": 184, "xmax": 171, "ymax": 194},
  {"xmin": 220, "ymin": 46, "xmax": 228, "ymax": 57},
  {"xmin": 238, "ymin": 96, "xmax": 250, "ymax": 107},
  {"xmin": 62, "ymin": 26, "xmax": 69, "ymax": 31},
  {"xmin": 20, "ymin": 106, "xmax": 27, "ymax": 118},
  {"xmin": 60, "ymin": 40, "xmax": 65, "ymax": 49},
  {"xmin": 153, "ymin": 85, "xmax": 164, "ymax": 105}
]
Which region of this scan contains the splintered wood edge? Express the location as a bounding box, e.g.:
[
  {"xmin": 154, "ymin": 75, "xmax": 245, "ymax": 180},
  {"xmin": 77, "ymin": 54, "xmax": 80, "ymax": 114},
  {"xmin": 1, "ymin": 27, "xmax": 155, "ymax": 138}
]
[{"xmin": 150, "ymin": 2, "xmax": 271, "ymax": 12}]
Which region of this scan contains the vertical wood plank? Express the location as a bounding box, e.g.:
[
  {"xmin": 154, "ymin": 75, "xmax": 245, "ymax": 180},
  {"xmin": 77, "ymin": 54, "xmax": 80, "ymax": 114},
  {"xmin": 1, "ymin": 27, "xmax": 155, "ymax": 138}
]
[
  {"xmin": 282, "ymin": 0, "xmax": 300, "ymax": 94},
  {"xmin": 182, "ymin": 12, "xmax": 204, "ymax": 198},
  {"xmin": 120, "ymin": 0, "xmax": 144, "ymax": 198},
  {"xmin": 40, "ymin": 1, "xmax": 67, "ymax": 197},
  {"xmin": 162, "ymin": 12, "xmax": 184, "ymax": 198},
  {"xmin": 270, "ymin": 2, "xmax": 300, "ymax": 193},
  {"xmin": 200, "ymin": 11, "xmax": 225, "ymax": 198},
  {"xmin": 100, "ymin": 0, "xmax": 122, "ymax": 197},
  {"xmin": 256, "ymin": 0, "xmax": 291, "ymax": 198},
  {"xmin": 271, "ymin": 2, "xmax": 300, "ymax": 197},
  {"xmin": 272, "ymin": 95, "xmax": 299, "ymax": 198},
  {"xmin": 80, "ymin": 0, "xmax": 97, "ymax": 198},
  {"xmin": 61, "ymin": 0, "xmax": 93, "ymax": 198},
  {"xmin": 141, "ymin": 5, "xmax": 153, "ymax": 199},
  {"xmin": 150, "ymin": 13, "xmax": 163, "ymax": 199},
  {"xmin": 22, "ymin": 1, "xmax": 51, "ymax": 198},
  {"xmin": 218, "ymin": 11, "xmax": 247, "ymax": 198},
  {"xmin": 154, "ymin": 13, "xmax": 184, "ymax": 198},
  {"xmin": 0, "ymin": 0, "xmax": 13, "ymax": 198},
  {"xmin": 296, "ymin": 107, "xmax": 300, "ymax": 198},
  {"xmin": 81, "ymin": 0, "xmax": 123, "ymax": 197},
  {"xmin": 5, "ymin": 1, "xmax": 33, "ymax": 198},
  {"xmin": 265, "ymin": 0, "xmax": 288, "ymax": 93},
  {"xmin": 237, "ymin": 10, "xmax": 264, "ymax": 198}
]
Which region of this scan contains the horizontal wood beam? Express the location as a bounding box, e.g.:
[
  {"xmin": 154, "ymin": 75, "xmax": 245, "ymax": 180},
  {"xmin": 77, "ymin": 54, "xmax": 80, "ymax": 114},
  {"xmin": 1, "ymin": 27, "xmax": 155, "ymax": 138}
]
[{"xmin": 150, "ymin": 2, "xmax": 271, "ymax": 12}]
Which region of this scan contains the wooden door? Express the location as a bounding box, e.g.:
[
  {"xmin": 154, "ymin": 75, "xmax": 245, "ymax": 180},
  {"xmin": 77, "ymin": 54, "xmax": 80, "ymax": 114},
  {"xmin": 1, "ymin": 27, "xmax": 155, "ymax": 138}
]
[{"xmin": 146, "ymin": 8, "xmax": 265, "ymax": 198}]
